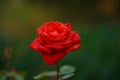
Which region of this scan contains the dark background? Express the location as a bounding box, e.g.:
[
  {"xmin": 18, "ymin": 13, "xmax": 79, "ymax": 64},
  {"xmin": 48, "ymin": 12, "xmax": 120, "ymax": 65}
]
[{"xmin": 0, "ymin": 0, "xmax": 120, "ymax": 80}]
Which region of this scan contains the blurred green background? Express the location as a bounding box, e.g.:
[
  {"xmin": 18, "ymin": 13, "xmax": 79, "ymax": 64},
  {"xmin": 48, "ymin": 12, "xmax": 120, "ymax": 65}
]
[{"xmin": 0, "ymin": 0, "xmax": 120, "ymax": 80}]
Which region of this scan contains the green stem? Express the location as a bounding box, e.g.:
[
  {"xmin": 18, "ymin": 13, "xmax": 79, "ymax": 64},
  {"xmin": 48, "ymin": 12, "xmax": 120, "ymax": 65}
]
[{"xmin": 56, "ymin": 62, "xmax": 59, "ymax": 80}]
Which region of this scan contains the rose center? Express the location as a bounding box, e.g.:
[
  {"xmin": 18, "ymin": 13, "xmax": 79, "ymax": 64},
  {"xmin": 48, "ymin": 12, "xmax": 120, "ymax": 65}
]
[{"xmin": 50, "ymin": 31, "xmax": 59, "ymax": 36}]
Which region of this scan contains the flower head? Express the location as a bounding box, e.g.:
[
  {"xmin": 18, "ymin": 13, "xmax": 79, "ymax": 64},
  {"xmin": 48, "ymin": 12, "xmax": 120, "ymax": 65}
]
[{"xmin": 29, "ymin": 21, "xmax": 81, "ymax": 65}]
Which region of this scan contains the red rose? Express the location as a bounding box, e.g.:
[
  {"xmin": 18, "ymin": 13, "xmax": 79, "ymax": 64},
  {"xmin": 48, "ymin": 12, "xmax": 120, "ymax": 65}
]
[{"xmin": 29, "ymin": 22, "xmax": 81, "ymax": 65}]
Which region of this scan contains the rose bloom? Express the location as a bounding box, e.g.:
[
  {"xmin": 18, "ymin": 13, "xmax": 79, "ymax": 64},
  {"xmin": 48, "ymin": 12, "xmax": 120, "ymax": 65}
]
[{"xmin": 29, "ymin": 21, "xmax": 81, "ymax": 65}]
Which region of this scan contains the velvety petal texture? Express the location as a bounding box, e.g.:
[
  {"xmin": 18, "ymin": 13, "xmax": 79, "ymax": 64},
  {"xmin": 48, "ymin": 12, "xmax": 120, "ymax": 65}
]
[{"xmin": 29, "ymin": 21, "xmax": 81, "ymax": 65}]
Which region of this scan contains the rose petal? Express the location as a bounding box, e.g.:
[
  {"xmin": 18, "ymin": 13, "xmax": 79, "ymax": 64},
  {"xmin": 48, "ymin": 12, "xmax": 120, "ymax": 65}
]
[
  {"xmin": 29, "ymin": 38, "xmax": 51, "ymax": 54},
  {"xmin": 67, "ymin": 43, "xmax": 80, "ymax": 52},
  {"xmin": 56, "ymin": 24, "xmax": 71, "ymax": 39},
  {"xmin": 41, "ymin": 51, "xmax": 67, "ymax": 65}
]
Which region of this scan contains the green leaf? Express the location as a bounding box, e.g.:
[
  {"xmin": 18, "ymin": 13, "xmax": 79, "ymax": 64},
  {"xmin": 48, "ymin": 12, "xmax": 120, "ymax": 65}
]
[
  {"xmin": 46, "ymin": 71, "xmax": 57, "ymax": 76},
  {"xmin": 62, "ymin": 73, "xmax": 75, "ymax": 79},
  {"xmin": 33, "ymin": 73, "xmax": 47, "ymax": 80},
  {"xmin": 60, "ymin": 65, "xmax": 76, "ymax": 74},
  {"xmin": 33, "ymin": 65, "xmax": 76, "ymax": 80},
  {"xmin": 33, "ymin": 71, "xmax": 57, "ymax": 80}
]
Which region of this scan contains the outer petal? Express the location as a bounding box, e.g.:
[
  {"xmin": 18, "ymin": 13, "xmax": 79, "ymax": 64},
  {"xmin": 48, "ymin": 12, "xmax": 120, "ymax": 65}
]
[
  {"xmin": 29, "ymin": 38, "xmax": 51, "ymax": 54},
  {"xmin": 66, "ymin": 32, "xmax": 81, "ymax": 52},
  {"xmin": 67, "ymin": 42, "xmax": 80, "ymax": 52},
  {"xmin": 37, "ymin": 26, "xmax": 43, "ymax": 34},
  {"xmin": 41, "ymin": 51, "xmax": 67, "ymax": 65}
]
